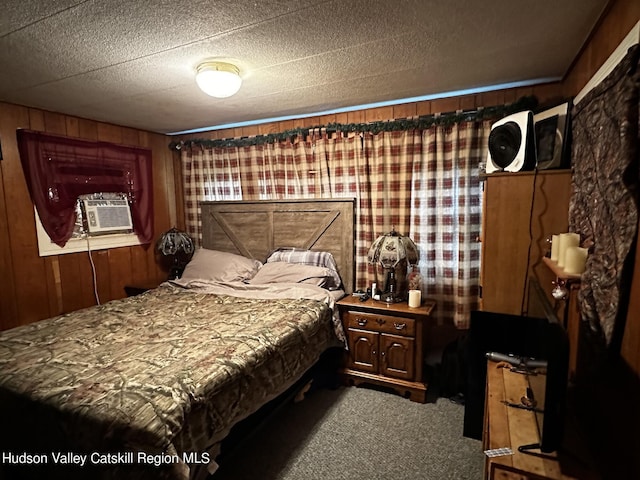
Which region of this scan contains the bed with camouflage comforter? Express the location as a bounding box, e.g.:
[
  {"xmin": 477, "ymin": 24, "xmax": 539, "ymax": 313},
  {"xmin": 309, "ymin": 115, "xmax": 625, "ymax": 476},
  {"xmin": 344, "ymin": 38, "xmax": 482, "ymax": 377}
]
[{"xmin": 0, "ymin": 282, "xmax": 342, "ymax": 479}]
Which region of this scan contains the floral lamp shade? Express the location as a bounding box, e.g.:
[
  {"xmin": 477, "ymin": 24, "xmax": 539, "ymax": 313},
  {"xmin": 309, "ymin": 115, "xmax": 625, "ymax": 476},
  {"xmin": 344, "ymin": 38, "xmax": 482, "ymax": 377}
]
[
  {"xmin": 368, "ymin": 229, "xmax": 419, "ymax": 302},
  {"xmin": 367, "ymin": 228, "xmax": 419, "ymax": 268},
  {"xmin": 156, "ymin": 228, "xmax": 195, "ymax": 279}
]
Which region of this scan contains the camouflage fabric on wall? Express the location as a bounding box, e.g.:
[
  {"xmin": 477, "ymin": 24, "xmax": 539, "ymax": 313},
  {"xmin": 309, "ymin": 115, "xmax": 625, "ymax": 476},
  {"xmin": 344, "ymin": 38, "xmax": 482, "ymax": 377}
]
[{"xmin": 569, "ymin": 44, "xmax": 640, "ymax": 346}]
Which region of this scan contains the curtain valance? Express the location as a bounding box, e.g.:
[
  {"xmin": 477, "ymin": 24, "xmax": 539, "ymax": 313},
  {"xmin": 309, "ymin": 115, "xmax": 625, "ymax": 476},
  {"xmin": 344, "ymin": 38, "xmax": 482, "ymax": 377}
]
[{"xmin": 16, "ymin": 129, "xmax": 154, "ymax": 247}]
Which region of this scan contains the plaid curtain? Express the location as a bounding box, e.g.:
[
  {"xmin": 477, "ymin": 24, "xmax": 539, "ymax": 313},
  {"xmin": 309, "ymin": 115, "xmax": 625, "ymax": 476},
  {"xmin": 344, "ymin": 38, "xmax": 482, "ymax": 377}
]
[
  {"xmin": 314, "ymin": 133, "xmax": 366, "ymax": 285},
  {"xmin": 410, "ymin": 121, "xmax": 489, "ymax": 328},
  {"xmin": 362, "ymin": 131, "xmax": 423, "ymax": 290},
  {"xmin": 256, "ymin": 141, "xmax": 316, "ymax": 199},
  {"xmin": 181, "ymin": 123, "xmax": 488, "ymax": 328},
  {"xmin": 181, "ymin": 146, "xmax": 242, "ymax": 245}
]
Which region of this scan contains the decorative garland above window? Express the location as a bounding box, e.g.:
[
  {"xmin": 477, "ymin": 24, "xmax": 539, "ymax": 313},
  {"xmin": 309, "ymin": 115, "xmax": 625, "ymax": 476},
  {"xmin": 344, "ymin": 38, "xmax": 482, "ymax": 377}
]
[{"xmin": 169, "ymin": 96, "xmax": 538, "ymax": 151}]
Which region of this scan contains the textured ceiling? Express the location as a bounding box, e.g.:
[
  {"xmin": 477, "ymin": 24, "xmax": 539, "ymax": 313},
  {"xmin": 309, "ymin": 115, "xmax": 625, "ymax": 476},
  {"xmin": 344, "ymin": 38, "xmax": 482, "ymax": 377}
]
[{"xmin": 0, "ymin": 0, "xmax": 609, "ymax": 135}]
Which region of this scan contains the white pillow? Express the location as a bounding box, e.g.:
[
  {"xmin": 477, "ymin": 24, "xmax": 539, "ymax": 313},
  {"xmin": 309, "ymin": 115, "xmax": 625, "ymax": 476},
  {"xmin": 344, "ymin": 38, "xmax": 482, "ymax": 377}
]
[{"xmin": 179, "ymin": 248, "xmax": 261, "ymax": 283}]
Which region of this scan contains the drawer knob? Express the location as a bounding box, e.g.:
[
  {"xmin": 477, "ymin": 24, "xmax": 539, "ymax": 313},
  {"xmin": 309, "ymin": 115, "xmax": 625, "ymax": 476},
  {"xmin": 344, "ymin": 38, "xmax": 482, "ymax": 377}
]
[
  {"xmin": 394, "ymin": 322, "xmax": 406, "ymax": 330},
  {"xmin": 376, "ymin": 318, "xmax": 385, "ymax": 326},
  {"xmin": 357, "ymin": 318, "xmax": 368, "ymax": 326}
]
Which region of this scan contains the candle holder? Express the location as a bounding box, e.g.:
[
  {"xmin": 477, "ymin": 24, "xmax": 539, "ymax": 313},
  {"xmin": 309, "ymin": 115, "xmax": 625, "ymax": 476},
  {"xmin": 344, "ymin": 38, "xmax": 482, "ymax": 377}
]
[{"xmin": 551, "ymin": 279, "xmax": 568, "ymax": 300}]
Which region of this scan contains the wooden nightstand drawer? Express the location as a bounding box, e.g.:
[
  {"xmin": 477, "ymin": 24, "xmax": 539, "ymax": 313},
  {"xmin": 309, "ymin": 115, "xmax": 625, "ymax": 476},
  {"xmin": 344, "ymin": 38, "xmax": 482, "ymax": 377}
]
[{"xmin": 343, "ymin": 311, "xmax": 416, "ymax": 336}]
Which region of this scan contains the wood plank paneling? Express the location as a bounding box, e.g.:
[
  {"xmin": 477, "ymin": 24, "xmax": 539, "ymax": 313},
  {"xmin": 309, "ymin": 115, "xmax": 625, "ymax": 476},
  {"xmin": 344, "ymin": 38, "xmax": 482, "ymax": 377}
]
[
  {"xmin": 43, "ymin": 257, "xmax": 63, "ymax": 316},
  {"xmin": 149, "ymin": 134, "xmax": 174, "ymax": 283},
  {"xmin": 108, "ymin": 247, "xmax": 133, "ymax": 300},
  {"xmin": 0, "ymin": 107, "xmax": 19, "ymax": 328},
  {"xmin": 58, "ymin": 254, "xmax": 90, "ymax": 312},
  {"xmin": 0, "ymin": 104, "xmax": 51, "ymax": 328},
  {"xmin": 563, "ymin": 0, "xmax": 640, "ymax": 97},
  {"xmin": 527, "ymin": 171, "xmax": 573, "ymax": 302},
  {"xmin": 93, "ymin": 250, "xmax": 111, "ymax": 304},
  {"xmin": 131, "ymin": 245, "xmax": 151, "ymax": 285},
  {"xmin": 393, "ymin": 103, "xmax": 417, "ymax": 119},
  {"xmin": 481, "ymin": 173, "xmax": 537, "ymax": 315}
]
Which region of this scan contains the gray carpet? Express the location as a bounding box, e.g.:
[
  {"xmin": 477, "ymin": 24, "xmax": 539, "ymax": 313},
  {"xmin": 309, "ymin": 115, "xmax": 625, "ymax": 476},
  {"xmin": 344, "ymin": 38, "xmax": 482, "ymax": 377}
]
[{"xmin": 212, "ymin": 386, "xmax": 484, "ymax": 480}]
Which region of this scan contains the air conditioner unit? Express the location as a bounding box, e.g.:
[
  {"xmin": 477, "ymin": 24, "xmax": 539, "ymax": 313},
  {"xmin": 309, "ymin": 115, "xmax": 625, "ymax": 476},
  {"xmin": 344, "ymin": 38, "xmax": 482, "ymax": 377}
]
[{"xmin": 82, "ymin": 199, "xmax": 133, "ymax": 235}]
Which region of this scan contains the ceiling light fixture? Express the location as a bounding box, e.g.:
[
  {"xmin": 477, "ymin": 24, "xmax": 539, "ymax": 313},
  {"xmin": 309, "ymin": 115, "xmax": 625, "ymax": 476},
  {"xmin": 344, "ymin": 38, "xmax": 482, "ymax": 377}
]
[{"xmin": 195, "ymin": 61, "xmax": 242, "ymax": 98}]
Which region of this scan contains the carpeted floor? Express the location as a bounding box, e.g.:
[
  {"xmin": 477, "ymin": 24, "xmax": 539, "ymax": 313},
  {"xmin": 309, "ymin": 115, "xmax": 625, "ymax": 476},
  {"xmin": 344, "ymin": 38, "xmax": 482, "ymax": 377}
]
[{"xmin": 212, "ymin": 385, "xmax": 484, "ymax": 480}]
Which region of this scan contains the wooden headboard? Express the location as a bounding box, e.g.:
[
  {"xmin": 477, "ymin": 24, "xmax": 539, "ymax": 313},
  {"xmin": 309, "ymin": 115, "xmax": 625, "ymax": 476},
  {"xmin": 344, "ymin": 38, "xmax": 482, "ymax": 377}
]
[{"xmin": 200, "ymin": 199, "xmax": 355, "ymax": 293}]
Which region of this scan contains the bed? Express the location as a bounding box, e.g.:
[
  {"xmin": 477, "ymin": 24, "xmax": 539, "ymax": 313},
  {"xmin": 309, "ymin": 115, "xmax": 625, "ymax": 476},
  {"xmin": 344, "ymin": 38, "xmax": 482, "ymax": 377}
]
[{"xmin": 0, "ymin": 198, "xmax": 354, "ymax": 480}]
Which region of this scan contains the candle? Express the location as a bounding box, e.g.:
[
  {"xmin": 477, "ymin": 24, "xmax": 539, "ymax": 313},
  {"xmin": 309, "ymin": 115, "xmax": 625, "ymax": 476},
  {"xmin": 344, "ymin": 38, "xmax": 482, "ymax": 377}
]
[
  {"xmin": 408, "ymin": 289, "xmax": 421, "ymax": 308},
  {"xmin": 550, "ymin": 234, "xmax": 560, "ymax": 261},
  {"xmin": 557, "ymin": 232, "xmax": 580, "ymax": 268},
  {"xmin": 564, "ymin": 246, "xmax": 588, "ymax": 274}
]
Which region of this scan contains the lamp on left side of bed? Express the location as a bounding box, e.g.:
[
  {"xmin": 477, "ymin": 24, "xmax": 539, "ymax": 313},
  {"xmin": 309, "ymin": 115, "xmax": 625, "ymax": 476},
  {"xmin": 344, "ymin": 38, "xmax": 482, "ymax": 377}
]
[{"xmin": 156, "ymin": 228, "xmax": 195, "ymax": 279}]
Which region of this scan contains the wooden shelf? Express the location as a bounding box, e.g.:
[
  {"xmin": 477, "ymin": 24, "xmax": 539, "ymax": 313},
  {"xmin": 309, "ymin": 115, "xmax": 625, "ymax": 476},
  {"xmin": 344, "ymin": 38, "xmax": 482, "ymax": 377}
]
[
  {"xmin": 479, "ymin": 168, "xmax": 571, "ymax": 180},
  {"xmin": 542, "ymin": 257, "xmax": 582, "ymax": 281}
]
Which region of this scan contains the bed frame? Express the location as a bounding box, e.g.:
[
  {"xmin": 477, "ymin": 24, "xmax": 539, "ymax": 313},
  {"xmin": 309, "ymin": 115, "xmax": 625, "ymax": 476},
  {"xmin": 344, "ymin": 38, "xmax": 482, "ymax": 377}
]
[{"xmin": 200, "ymin": 198, "xmax": 355, "ymax": 293}]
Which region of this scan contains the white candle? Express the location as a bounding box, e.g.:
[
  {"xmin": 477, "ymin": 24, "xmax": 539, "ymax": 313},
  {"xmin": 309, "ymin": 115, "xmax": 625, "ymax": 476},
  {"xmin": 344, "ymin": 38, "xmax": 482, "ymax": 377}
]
[
  {"xmin": 550, "ymin": 234, "xmax": 560, "ymax": 261},
  {"xmin": 408, "ymin": 289, "xmax": 421, "ymax": 308},
  {"xmin": 557, "ymin": 232, "xmax": 580, "ymax": 268},
  {"xmin": 564, "ymin": 246, "xmax": 588, "ymax": 274}
]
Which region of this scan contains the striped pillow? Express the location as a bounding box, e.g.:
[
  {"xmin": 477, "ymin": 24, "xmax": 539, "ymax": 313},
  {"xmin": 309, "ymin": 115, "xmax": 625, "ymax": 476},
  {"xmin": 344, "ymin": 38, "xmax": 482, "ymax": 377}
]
[{"xmin": 266, "ymin": 248, "xmax": 342, "ymax": 290}]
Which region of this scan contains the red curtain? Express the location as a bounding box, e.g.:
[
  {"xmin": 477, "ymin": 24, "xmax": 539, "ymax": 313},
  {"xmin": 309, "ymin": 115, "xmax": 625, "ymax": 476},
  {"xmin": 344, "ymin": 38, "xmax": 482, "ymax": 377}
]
[{"xmin": 16, "ymin": 129, "xmax": 153, "ymax": 247}]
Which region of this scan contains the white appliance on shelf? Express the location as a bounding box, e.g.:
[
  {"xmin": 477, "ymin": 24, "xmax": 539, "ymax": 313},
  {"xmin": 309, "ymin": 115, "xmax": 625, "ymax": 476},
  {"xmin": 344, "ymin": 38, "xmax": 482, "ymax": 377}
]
[{"xmin": 485, "ymin": 110, "xmax": 536, "ymax": 174}]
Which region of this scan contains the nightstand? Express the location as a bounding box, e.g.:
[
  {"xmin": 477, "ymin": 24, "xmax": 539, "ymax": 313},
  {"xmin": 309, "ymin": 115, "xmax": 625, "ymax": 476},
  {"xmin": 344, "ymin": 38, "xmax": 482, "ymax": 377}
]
[
  {"xmin": 124, "ymin": 280, "xmax": 162, "ymax": 297},
  {"xmin": 336, "ymin": 296, "xmax": 436, "ymax": 403}
]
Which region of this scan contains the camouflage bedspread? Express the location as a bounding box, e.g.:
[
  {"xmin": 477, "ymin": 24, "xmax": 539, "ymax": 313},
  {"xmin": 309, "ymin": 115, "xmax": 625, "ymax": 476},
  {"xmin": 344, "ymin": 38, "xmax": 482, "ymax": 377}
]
[{"xmin": 0, "ymin": 284, "xmax": 339, "ymax": 479}]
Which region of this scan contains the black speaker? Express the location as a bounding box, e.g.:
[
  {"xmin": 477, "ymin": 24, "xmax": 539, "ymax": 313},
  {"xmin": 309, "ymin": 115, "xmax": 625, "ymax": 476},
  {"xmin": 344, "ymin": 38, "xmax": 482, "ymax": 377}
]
[{"xmin": 485, "ymin": 110, "xmax": 536, "ymax": 173}]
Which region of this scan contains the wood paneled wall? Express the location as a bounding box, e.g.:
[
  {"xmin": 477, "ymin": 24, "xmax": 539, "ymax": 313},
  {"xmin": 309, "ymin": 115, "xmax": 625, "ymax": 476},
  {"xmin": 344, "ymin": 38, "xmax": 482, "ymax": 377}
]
[
  {"xmin": 0, "ymin": 102, "xmax": 176, "ymax": 331},
  {"xmin": 562, "ymin": 0, "xmax": 639, "ymax": 99}
]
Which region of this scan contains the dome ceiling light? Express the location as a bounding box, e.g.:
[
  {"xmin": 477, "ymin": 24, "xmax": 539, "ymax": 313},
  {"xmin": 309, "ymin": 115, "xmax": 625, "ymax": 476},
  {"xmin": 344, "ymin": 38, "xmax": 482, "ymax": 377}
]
[{"xmin": 195, "ymin": 61, "xmax": 242, "ymax": 98}]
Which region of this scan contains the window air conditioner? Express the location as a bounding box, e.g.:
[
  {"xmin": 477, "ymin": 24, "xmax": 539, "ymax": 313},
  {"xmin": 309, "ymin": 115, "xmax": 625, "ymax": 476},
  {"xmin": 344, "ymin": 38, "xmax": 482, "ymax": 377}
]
[{"xmin": 82, "ymin": 199, "xmax": 133, "ymax": 235}]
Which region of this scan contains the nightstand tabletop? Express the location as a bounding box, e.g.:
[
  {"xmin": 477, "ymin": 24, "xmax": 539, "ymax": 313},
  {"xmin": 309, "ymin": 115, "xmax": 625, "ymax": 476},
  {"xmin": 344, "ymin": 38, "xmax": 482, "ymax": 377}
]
[{"xmin": 337, "ymin": 295, "xmax": 436, "ymax": 318}]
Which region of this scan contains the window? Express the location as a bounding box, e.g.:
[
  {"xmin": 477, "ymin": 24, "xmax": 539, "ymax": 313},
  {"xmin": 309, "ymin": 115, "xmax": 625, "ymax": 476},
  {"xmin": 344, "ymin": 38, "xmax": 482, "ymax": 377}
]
[
  {"xmin": 17, "ymin": 129, "xmax": 153, "ymax": 249},
  {"xmin": 35, "ymin": 193, "xmax": 142, "ymax": 257}
]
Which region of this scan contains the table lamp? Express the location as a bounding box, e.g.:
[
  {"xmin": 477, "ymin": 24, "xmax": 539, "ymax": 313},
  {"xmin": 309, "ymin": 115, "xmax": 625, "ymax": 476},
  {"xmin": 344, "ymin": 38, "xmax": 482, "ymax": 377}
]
[
  {"xmin": 367, "ymin": 228, "xmax": 419, "ymax": 303},
  {"xmin": 156, "ymin": 228, "xmax": 195, "ymax": 279}
]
